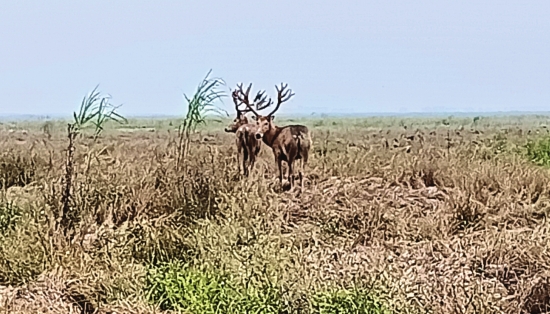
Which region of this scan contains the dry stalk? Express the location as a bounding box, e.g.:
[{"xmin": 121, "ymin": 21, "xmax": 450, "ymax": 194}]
[{"xmin": 59, "ymin": 123, "xmax": 77, "ymax": 236}]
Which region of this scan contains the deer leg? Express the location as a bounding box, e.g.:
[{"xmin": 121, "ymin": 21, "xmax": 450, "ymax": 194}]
[
  {"xmin": 277, "ymin": 157, "xmax": 283, "ymax": 185},
  {"xmin": 243, "ymin": 149, "xmax": 249, "ymax": 177},
  {"xmin": 288, "ymin": 160, "xmax": 294, "ymax": 188},
  {"xmin": 300, "ymin": 149, "xmax": 309, "ymax": 190},
  {"xmin": 248, "ymin": 147, "xmax": 255, "ymax": 175},
  {"xmin": 250, "ymin": 151, "xmax": 257, "ymax": 175},
  {"xmin": 299, "ymin": 159, "xmax": 304, "ymax": 190},
  {"xmin": 236, "ymin": 142, "xmax": 242, "ymax": 175}
]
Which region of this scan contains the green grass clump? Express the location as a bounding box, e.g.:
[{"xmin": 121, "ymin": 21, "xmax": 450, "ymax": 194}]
[
  {"xmin": 145, "ymin": 262, "xmax": 392, "ymax": 313},
  {"xmin": 311, "ymin": 288, "xmax": 391, "ymax": 314},
  {"xmin": 0, "ymin": 201, "xmax": 21, "ymax": 235},
  {"xmin": 526, "ymin": 136, "xmax": 550, "ymax": 166},
  {"xmin": 145, "ymin": 261, "xmax": 282, "ymax": 313}
]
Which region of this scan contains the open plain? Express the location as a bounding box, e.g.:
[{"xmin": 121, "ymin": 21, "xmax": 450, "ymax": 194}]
[{"xmin": 1, "ymin": 114, "xmax": 550, "ymax": 313}]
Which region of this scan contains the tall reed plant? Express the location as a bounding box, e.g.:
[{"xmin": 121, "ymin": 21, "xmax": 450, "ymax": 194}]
[
  {"xmin": 176, "ymin": 70, "xmax": 227, "ymax": 171},
  {"xmin": 59, "ymin": 85, "xmax": 126, "ymax": 237}
]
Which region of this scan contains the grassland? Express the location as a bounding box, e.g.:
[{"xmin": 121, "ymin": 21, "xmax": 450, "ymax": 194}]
[{"xmin": 1, "ymin": 114, "xmax": 550, "ymax": 313}]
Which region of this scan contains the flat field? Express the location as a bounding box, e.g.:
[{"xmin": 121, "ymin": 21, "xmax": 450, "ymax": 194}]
[{"xmin": 1, "ymin": 115, "xmax": 550, "ymax": 313}]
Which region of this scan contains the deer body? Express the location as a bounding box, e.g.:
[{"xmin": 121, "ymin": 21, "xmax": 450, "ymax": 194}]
[
  {"xmin": 234, "ymin": 123, "xmax": 261, "ymax": 176},
  {"xmin": 235, "ymin": 82, "xmax": 311, "ymax": 190},
  {"xmin": 225, "ymin": 86, "xmax": 270, "ymax": 177},
  {"xmin": 256, "ymin": 118, "xmax": 311, "ymax": 189}
]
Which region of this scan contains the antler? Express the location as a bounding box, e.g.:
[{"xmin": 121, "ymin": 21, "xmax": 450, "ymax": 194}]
[
  {"xmin": 253, "ymin": 90, "xmax": 273, "ymax": 111},
  {"xmin": 267, "ymin": 83, "xmax": 295, "ymax": 117},
  {"xmin": 232, "ymin": 88, "xmax": 257, "ymax": 114},
  {"xmin": 234, "ymin": 83, "xmax": 258, "ymax": 116},
  {"xmin": 231, "ymin": 89, "xmax": 244, "ymax": 113},
  {"xmin": 234, "ymin": 83, "xmax": 274, "ymax": 117}
]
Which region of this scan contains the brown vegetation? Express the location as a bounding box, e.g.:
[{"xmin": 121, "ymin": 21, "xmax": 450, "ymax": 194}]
[{"xmin": 1, "ymin": 115, "xmax": 550, "ymax": 313}]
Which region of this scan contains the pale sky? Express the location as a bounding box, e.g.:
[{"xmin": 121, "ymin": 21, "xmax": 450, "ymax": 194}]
[{"xmin": 1, "ymin": 1, "xmax": 549, "ymax": 117}]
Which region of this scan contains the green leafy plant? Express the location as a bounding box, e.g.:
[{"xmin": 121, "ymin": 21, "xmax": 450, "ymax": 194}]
[
  {"xmin": 145, "ymin": 261, "xmax": 282, "ymax": 313},
  {"xmin": 311, "ymin": 288, "xmax": 390, "ymax": 314},
  {"xmin": 176, "ymin": 70, "xmax": 227, "ymax": 171},
  {"xmin": 73, "ymin": 85, "xmax": 127, "ymax": 139},
  {"xmin": 526, "ymin": 136, "xmax": 550, "ymax": 167}
]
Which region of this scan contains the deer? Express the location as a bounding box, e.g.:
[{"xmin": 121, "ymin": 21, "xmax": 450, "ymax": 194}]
[
  {"xmin": 225, "ymin": 83, "xmax": 271, "ymax": 177},
  {"xmin": 237, "ymin": 83, "xmax": 312, "ymax": 190}
]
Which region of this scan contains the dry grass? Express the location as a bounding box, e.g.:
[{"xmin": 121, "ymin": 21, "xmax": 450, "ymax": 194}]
[{"xmin": 1, "ymin": 115, "xmax": 550, "ymax": 313}]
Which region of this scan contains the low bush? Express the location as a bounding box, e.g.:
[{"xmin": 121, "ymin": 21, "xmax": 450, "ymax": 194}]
[
  {"xmin": 526, "ymin": 136, "xmax": 550, "ymax": 167},
  {"xmin": 145, "ymin": 261, "xmax": 282, "ymax": 313},
  {"xmin": 311, "ymin": 288, "xmax": 390, "ymax": 314}
]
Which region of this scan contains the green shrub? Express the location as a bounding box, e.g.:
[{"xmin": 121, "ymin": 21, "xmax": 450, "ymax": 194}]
[
  {"xmin": 311, "ymin": 288, "xmax": 390, "ymax": 314},
  {"xmin": 145, "ymin": 262, "xmax": 393, "ymax": 313},
  {"xmin": 526, "ymin": 136, "xmax": 550, "ymax": 166},
  {"xmin": 145, "ymin": 261, "xmax": 282, "ymax": 313}
]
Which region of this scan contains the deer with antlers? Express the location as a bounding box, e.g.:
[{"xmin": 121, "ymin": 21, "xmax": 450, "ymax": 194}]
[
  {"xmin": 238, "ymin": 83, "xmax": 311, "ymax": 190},
  {"xmin": 224, "ymin": 83, "xmax": 271, "ymax": 177}
]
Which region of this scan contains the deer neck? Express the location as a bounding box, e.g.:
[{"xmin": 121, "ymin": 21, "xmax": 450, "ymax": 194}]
[{"xmin": 262, "ymin": 124, "xmax": 281, "ymax": 147}]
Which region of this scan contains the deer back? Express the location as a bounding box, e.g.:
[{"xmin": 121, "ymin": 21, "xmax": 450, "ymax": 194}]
[{"xmin": 271, "ymin": 125, "xmax": 310, "ymax": 158}]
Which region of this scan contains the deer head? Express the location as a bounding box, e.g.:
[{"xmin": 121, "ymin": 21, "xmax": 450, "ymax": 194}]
[
  {"xmin": 227, "ymin": 83, "xmax": 273, "ymax": 134},
  {"xmin": 225, "ymin": 84, "xmax": 271, "ymax": 132},
  {"xmin": 253, "ymin": 83, "xmax": 294, "ymax": 139},
  {"xmin": 225, "ymin": 89, "xmax": 249, "ymax": 133}
]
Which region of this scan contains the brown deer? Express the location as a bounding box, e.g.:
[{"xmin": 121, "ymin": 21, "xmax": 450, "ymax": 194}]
[
  {"xmin": 238, "ymin": 83, "xmax": 311, "ymax": 190},
  {"xmin": 225, "ymin": 83, "xmax": 271, "ymax": 177}
]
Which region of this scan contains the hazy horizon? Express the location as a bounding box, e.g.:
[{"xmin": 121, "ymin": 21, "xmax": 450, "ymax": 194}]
[
  {"xmin": 3, "ymin": 110, "xmax": 550, "ymax": 122},
  {"xmin": 1, "ymin": 1, "xmax": 549, "ymax": 117}
]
